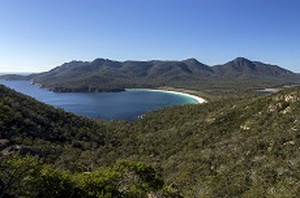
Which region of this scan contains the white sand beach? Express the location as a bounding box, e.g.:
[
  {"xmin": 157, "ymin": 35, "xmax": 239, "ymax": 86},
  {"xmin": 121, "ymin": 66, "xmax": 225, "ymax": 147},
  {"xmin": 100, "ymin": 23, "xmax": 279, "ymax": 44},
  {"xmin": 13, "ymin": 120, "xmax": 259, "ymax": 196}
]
[{"xmin": 126, "ymin": 88, "xmax": 206, "ymax": 104}]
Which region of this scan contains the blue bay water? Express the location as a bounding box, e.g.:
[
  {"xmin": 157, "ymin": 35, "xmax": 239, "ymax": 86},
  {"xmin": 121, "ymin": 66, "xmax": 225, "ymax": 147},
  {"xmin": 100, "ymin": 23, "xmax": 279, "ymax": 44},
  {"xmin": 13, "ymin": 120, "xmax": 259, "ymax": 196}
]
[{"xmin": 1, "ymin": 80, "xmax": 197, "ymax": 120}]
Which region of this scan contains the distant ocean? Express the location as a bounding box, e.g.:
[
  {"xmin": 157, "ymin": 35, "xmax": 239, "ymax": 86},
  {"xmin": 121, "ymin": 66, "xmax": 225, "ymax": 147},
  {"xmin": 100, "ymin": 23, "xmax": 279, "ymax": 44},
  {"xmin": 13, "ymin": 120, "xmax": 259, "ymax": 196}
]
[{"xmin": 0, "ymin": 72, "xmax": 33, "ymax": 76}]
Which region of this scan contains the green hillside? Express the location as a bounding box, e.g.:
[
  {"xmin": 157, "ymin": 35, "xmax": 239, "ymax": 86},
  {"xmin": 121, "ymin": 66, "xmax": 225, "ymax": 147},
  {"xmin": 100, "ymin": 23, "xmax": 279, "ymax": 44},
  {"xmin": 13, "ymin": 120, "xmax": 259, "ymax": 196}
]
[{"xmin": 0, "ymin": 85, "xmax": 300, "ymax": 197}]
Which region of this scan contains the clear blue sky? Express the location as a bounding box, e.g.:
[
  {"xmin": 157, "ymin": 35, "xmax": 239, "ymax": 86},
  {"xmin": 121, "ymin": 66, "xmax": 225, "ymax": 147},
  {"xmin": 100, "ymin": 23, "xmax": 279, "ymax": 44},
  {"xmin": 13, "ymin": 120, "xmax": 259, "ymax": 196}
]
[{"xmin": 0, "ymin": 0, "xmax": 299, "ymax": 73}]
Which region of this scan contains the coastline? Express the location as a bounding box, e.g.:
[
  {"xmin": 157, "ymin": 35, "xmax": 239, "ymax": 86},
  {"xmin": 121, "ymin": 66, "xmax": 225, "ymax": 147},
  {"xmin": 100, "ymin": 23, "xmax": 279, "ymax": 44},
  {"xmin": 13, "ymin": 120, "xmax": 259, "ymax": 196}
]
[
  {"xmin": 1, "ymin": 79, "xmax": 207, "ymax": 103},
  {"xmin": 126, "ymin": 88, "xmax": 206, "ymax": 104}
]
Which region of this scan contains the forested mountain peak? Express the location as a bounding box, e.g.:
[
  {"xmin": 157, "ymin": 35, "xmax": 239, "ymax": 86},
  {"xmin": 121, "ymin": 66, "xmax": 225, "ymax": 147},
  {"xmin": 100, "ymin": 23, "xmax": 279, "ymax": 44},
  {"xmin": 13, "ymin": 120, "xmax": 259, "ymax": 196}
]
[
  {"xmin": 212, "ymin": 57, "xmax": 296, "ymax": 79},
  {"xmin": 182, "ymin": 58, "xmax": 211, "ymax": 69}
]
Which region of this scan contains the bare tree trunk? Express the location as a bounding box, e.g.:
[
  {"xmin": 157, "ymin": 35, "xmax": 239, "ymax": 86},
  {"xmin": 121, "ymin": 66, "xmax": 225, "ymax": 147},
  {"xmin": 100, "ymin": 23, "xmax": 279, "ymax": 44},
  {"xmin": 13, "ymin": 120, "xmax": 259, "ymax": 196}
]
[{"xmin": 0, "ymin": 179, "xmax": 5, "ymax": 198}]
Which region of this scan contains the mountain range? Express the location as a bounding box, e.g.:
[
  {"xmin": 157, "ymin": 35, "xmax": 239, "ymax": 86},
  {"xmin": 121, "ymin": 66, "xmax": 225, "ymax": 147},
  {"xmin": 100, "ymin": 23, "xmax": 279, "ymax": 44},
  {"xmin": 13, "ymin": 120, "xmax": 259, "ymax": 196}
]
[{"xmin": 1, "ymin": 57, "xmax": 299, "ymax": 95}]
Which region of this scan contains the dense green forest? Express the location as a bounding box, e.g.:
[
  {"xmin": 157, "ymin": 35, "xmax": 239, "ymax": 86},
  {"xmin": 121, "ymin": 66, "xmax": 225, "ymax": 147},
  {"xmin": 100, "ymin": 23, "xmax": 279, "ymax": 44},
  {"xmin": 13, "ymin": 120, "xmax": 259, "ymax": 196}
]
[
  {"xmin": 0, "ymin": 84, "xmax": 300, "ymax": 197},
  {"xmin": 1, "ymin": 57, "xmax": 299, "ymax": 95}
]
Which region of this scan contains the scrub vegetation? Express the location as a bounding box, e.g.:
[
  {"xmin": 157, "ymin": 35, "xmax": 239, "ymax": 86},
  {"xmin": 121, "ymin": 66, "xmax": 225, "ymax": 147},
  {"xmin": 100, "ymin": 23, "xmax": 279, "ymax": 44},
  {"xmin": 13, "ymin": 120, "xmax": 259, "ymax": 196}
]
[{"xmin": 0, "ymin": 85, "xmax": 299, "ymax": 197}]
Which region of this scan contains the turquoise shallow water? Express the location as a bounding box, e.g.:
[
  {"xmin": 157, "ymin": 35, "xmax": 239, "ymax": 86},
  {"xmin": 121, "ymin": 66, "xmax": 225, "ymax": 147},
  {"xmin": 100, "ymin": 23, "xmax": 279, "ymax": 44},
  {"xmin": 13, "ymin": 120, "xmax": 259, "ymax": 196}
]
[{"xmin": 1, "ymin": 80, "xmax": 197, "ymax": 120}]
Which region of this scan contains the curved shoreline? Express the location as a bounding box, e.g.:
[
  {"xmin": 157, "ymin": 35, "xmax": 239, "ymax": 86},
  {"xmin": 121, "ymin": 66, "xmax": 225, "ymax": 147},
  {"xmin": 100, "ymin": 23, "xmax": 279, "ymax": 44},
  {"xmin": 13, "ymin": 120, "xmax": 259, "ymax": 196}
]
[{"xmin": 125, "ymin": 88, "xmax": 206, "ymax": 104}]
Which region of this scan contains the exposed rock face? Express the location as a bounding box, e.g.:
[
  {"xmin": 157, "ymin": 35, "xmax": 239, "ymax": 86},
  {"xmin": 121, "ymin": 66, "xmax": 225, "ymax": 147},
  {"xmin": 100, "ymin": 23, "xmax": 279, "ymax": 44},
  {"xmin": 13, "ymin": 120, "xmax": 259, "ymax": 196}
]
[
  {"xmin": 274, "ymin": 94, "xmax": 300, "ymax": 102},
  {"xmin": 1, "ymin": 145, "xmax": 43, "ymax": 157},
  {"xmin": 0, "ymin": 139, "xmax": 9, "ymax": 150},
  {"xmin": 148, "ymin": 192, "xmax": 163, "ymax": 198}
]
